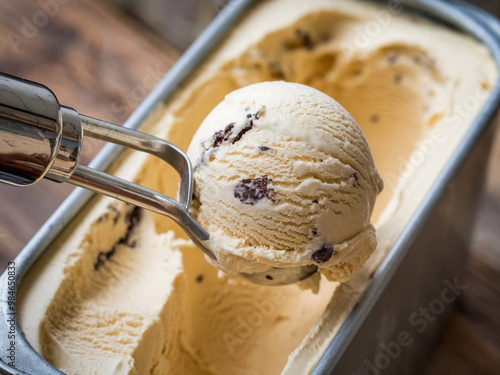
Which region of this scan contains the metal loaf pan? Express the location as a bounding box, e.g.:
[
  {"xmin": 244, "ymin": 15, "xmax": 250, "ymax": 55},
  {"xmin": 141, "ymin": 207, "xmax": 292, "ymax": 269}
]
[{"xmin": 1, "ymin": 0, "xmax": 499, "ymax": 374}]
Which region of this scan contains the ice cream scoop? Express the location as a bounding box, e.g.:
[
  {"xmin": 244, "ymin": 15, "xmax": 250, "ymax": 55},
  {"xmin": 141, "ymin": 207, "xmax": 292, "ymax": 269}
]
[
  {"xmin": 0, "ymin": 74, "xmax": 320, "ymax": 285},
  {"xmin": 188, "ymin": 81, "xmax": 383, "ymax": 282}
]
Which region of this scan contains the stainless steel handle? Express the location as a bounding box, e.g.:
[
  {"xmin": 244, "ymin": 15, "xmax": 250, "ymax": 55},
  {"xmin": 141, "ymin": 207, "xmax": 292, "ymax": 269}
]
[
  {"xmin": 0, "ymin": 74, "xmax": 82, "ymax": 186},
  {"xmin": 0, "ymin": 73, "xmax": 213, "ymax": 259}
]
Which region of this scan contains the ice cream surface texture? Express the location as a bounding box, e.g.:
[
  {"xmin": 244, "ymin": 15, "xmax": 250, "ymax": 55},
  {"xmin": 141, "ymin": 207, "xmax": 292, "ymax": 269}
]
[
  {"xmin": 17, "ymin": 0, "xmax": 496, "ymax": 374},
  {"xmin": 188, "ymin": 81, "xmax": 382, "ymax": 281}
]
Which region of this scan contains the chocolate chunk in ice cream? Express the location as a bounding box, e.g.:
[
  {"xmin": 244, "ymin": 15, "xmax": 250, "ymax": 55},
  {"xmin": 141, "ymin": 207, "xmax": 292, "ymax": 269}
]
[
  {"xmin": 94, "ymin": 206, "xmax": 143, "ymax": 270},
  {"xmin": 350, "ymin": 171, "xmax": 361, "ymax": 188},
  {"xmin": 212, "ymin": 123, "xmax": 235, "ymax": 148},
  {"xmin": 295, "ymin": 28, "xmax": 314, "ymax": 50},
  {"xmin": 234, "ymin": 175, "xmax": 275, "ymax": 205},
  {"xmin": 311, "ymin": 244, "xmax": 336, "ymax": 263}
]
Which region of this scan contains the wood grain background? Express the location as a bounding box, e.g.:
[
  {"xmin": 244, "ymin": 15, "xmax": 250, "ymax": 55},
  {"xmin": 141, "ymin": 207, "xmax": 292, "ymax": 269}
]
[{"xmin": 0, "ymin": 0, "xmax": 498, "ymax": 374}]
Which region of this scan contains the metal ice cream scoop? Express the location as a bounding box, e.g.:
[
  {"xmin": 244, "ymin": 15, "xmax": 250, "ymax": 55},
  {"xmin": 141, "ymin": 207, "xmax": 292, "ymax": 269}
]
[{"xmin": 0, "ymin": 73, "xmax": 318, "ymax": 286}]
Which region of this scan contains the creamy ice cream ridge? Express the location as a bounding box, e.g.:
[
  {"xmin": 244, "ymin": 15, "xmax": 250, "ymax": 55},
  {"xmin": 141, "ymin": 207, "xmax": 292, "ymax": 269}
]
[
  {"xmin": 17, "ymin": 0, "xmax": 496, "ymax": 374},
  {"xmin": 188, "ymin": 81, "xmax": 383, "ymax": 281}
]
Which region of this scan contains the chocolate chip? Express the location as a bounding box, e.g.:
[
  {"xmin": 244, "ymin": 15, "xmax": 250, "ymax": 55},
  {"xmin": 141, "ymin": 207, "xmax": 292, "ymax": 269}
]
[
  {"xmin": 209, "ymin": 113, "xmax": 259, "ymax": 151},
  {"xmin": 212, "ymin": 123, "xmax": 234, "ymax": 148},
  {"xmin": 308, "ymin": 227, "xmax": 320, "ymax": 239},
  {"xmin": 232, "ymin": 123, "xmax": 252, "ymax": 144},
  {"xmin": 259, "ymin": 145, "xmax": 270, "ymax": 151},
  {"xmin": 269, "ymin": 61, "xmax": 286, "ymax": 78},
  {"xmin": 234, "ymin": 112, "xmax": 260, "ymax": 144},
  {"xmin": 94, "ymin": 206, "xmax": 143, "ymax": 270},
  {"xmin": 196, "ymin": 274, "xmax": 204, "ymax": 283},
  {"xmin": 234, "ymin": 175, "xmax": 275, "ymax": 205},
  {"xmin": 351, "ymin": 171, "xmax": 361, "ymax": 188},
  {"xmin": 312, "ymin": 199, "xmax": 319, "ymax": 204},
  {"xmin": 311, "ymin": 243, "xmax": 335, "ymax": 263},
  {"xmin": 123, "ymin": 206, "xmax": 142, "ymax": 239},
  {"xmin": 103, "ymin": 205, "xmax": 121, "ymax": 225},
  {"xmin": 94, "ymin": 247, "xmax": 116, "ymax": 270},
  {"xmin": 387, "ymin": 52, "xmax": 399, "ymax": 65},
  {"xmin": 266, "ymin": 275, "xmax": 273, "ymax": 280},
  {"xmin": 295, "ymin": 28, "xmax": 313, "ymax": 50}
]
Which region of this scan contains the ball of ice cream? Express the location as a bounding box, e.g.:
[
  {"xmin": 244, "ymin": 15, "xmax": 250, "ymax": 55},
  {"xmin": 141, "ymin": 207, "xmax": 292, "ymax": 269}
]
[{"xmin": 187, "ymin": 81, "xmax": 383, "ymax": 282}]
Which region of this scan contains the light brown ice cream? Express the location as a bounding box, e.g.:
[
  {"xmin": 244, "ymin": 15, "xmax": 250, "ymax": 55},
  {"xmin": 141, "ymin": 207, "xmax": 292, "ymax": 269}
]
[
  {"xmin": 17, "ymin": 0, "xmax": 496, "ymax": 374},
  {"xmin": 188, "ymin": 81, "xmax": 382, "ymax": 281}
]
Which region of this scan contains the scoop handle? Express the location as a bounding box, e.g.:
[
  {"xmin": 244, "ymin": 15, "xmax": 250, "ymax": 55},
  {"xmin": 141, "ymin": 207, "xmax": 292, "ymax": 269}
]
[
  {"xmin": 0, "ymin": 73, "xmax": 214, "ymax": 259},
  {"xmin": 0, "ymin": 73, "xmax": 82, "ymax": 186}
]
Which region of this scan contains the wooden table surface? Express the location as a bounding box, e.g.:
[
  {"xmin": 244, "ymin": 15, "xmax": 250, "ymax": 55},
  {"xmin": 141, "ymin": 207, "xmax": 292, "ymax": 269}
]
[{"xmin": 0, "ymin": 1, "xmax": 498, "ymax": 374}]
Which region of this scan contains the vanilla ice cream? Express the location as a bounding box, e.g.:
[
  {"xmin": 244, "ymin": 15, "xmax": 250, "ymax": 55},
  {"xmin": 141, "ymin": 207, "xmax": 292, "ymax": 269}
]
[
  {"xmin": 17, "ymin": 0, "xmax": 496, "ymax": 374},
  {"xmin": 188, "ymin": 81, "xmax": 382, "ymax": 281}
]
